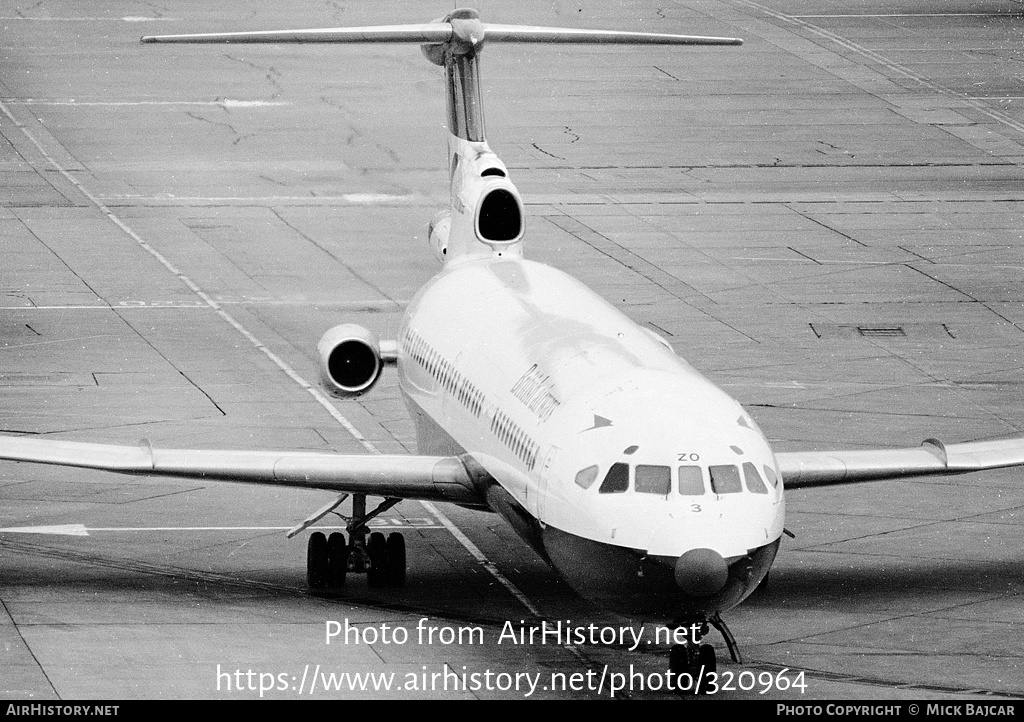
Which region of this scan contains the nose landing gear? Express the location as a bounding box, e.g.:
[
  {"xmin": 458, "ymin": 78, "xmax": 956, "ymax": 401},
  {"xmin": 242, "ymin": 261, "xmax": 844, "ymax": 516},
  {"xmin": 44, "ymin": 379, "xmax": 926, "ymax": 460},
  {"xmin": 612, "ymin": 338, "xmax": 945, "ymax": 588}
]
[
  {"xmin": 668, "ymin": 623, "xmax": 716, "ymax": 695},
  {"xmin": 304, "ymin": 493, "xmax": 407, "ymax": 591},
  {"xmin": 667, "ymin": 614, "xmax": 741, "ymax": 695}
]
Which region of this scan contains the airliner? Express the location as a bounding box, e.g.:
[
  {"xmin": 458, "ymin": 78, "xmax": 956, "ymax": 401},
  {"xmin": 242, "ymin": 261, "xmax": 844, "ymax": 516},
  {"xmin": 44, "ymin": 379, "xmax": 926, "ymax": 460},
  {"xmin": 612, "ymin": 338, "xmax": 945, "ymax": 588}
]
[{"xmin": 1, "ymin": 9, "xmax": 1023, "ymax": 687}]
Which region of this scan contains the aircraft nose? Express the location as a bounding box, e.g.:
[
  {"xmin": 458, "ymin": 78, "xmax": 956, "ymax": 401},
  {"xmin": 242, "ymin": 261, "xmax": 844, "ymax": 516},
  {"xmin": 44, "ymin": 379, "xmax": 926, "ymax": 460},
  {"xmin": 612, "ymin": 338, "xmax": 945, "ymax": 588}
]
[{"xmin": 674, "ymin": 548, "xmax": 729, "ymax": 596}]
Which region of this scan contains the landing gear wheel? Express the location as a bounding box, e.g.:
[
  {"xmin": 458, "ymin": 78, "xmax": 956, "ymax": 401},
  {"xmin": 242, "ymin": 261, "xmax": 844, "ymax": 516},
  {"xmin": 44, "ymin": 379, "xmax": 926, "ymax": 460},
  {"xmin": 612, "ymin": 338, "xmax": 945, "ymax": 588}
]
[
  {"xmin": 696, "ymin": 644, "xmax": 717, "ymax": 695},
  {"xmin": 366, "ymin": 531, "xmax": 389, "ymax": 588},
  {"xmin": 669, "ymin": 642, "xmax": 717, "ymax": 695},
  {"xmin": 327, "ymin": 532, "xmax": 348, "ymax": 589},
  {"xmin": 306, "ymin": 531, "xmax": 328, "ymax": 590},
  {"xmin": 669, "ymin": 644, "xmax": 688, "ymax": 673},
  {"xmin": 669, "ymin": 644, "xmax": 694, "ymax": 693},
  {"xmin": 385, "ymin": 532, "xmax": 406, "ymax": 587}
]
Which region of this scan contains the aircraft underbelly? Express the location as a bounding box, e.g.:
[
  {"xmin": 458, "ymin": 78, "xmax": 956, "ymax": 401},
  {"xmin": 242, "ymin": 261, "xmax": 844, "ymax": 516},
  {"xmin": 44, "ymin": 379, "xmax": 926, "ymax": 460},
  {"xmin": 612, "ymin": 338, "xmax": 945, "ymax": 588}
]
[{"xmin": 542, "ymin": 525, "xmax": 780, "ymax": 621}]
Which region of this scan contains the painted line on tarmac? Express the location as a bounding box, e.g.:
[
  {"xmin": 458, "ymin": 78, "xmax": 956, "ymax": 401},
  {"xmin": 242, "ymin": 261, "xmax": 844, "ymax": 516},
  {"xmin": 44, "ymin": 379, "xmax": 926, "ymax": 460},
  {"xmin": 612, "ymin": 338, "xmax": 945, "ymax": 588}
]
[
  {"xmin": 0, "ymin": 96, "xmax": 543, "ymax": 619},
  {"xmin": 0, "ymin": 17, "xmax": 174, "ymax": 22},
  {"xmin": 737, "ymin": 0, "xmax": 1024, "ymax": 138},
  {"xmin": 0, "ymin": 96, "xmax": 382, "ymax": 453},
  {"xmin": 3, "ymin": 99, "xmax": 286, "ymax": 107},
  {"xmin": 0, "ymin": 522, "xmax": 444, "ymax": 536}
]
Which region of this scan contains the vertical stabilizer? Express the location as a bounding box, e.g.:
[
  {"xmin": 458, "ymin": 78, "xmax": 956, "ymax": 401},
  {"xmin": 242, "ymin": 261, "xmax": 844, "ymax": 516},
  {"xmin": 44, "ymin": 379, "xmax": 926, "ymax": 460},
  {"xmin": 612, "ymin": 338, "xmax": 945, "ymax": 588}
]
[{"xmin": 142, "ymin": 10, "xmax": 741, "ymax": 262}]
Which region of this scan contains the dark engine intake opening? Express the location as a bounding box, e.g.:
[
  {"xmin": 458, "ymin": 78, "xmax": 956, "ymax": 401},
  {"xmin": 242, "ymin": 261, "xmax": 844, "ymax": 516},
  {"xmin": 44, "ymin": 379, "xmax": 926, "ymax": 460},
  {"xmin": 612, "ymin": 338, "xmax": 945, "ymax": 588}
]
[
  {"xmin": 317, "ymin": 324, "xmax": 384, "ymax": 397},
  {"xmin": 478, "ymin": 188, "xmax": 522, "ymax": 242},
  {"xmin": 328, "ymin": 340, "xmax": 380, "ymax": 391}
]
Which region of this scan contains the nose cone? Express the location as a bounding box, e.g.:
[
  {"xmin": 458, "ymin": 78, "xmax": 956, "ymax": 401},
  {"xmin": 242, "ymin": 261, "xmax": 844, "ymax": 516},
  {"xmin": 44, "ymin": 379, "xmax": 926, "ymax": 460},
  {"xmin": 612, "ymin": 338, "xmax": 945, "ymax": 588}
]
[{"xmin": 674, "ymin": 548, "xmax": 729, "ymax": 596}]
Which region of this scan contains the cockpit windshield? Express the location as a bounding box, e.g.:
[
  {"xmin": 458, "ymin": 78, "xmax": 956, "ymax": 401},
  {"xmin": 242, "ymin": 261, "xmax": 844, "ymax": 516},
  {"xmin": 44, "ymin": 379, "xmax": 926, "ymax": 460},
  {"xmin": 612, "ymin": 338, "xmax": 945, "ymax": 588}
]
[
  {"xmin": 581, "ymin": 460, "xmax": 778, "ymax": 497},
  {"xmin": 635, "ymin": 465, "xmax": 671, "ymax": 494}
]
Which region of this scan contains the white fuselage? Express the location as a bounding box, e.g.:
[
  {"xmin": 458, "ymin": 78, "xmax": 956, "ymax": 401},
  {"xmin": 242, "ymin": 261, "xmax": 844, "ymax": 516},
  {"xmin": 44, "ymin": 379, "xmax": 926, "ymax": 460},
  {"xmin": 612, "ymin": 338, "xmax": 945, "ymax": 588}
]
[{"xmin": 396, "ymin": 252, "xmax": 786, "ymax": 621}]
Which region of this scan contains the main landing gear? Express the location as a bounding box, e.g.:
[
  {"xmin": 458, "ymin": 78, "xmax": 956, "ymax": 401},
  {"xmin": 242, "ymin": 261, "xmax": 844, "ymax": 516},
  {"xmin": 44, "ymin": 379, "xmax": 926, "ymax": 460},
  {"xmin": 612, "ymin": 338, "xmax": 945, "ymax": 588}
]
[
  {"xmin": 667, "ymin": 614, "xmax": 741, "ymax": 695},
  {"xmin": 305, "ymin": 494, "xmax": 407, "ymax": 591}
]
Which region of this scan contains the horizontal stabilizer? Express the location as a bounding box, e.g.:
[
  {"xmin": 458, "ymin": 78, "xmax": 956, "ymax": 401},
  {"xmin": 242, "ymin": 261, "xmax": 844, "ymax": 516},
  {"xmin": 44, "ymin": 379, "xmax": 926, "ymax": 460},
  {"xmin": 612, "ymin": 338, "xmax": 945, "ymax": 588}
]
[
  {"xmin": 141, "ymin": 24, "xmax": 454, "ymax": 44},
  {"xmin": 483, "ymin": 25, "xmax": 742, "ymax": 45},
  {"xmin": 142, "ymin": 22, "xmax": 741, "ymax": 47}
]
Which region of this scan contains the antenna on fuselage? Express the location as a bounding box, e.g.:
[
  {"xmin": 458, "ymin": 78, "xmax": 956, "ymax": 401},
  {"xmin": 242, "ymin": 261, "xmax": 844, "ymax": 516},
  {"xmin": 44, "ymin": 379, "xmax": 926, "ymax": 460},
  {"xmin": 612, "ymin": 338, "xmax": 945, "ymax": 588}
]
[{"xmin": 142, "ymin": 9, "xmax": 741, "ymax": 261}]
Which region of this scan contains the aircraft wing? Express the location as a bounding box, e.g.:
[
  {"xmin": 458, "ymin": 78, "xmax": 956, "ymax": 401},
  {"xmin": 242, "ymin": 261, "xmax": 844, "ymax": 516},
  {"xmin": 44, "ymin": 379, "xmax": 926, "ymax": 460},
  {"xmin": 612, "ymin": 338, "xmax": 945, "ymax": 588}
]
[
  {"xmin": 0, "ymin": 435, "xmax": 481, "ymax": 504},
  {"xmin": 776, "ymin": 436, "xmax": 1024, "ymax": 488}
]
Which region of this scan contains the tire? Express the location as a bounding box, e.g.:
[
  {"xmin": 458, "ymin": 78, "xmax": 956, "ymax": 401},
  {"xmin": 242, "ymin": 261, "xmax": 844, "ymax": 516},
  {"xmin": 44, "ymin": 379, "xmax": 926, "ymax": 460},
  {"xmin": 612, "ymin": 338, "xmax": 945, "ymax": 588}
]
[
  {"xmin": 366, "ymin": 531, "xmax": 388, "ymax": 588},
  {"xmin": 327, "ymin": 532, "xmax": 348, "ymax": 589},
  {"xmin": 306, "ymin": 531, "xmax": 328, "ymax": 590},
  {"xmin": 385, "ymin": 532, "xmax": 406, "ymax": 587},
  {"xmin": 696, "ymin": 644, "xmax": 717, "ymax": 695},
  {"xmin": 669, "ymin": 644, "xmax": 694, "ymax": 694}
]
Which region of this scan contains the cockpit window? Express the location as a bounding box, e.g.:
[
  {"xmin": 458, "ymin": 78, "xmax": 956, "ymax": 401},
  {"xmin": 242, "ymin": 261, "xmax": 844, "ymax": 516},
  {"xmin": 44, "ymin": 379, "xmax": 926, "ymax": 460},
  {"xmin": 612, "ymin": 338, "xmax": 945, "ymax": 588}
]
[
  {"xmin": 677, "ymin": 465, "xmax": 705, "ymax": 495},
  {"xmin": 574, "ymin": 465, "xmax": 599, "ymax": 489},
  {"xmin": 709, "ymin": 464, "xmax": 742, "ymax": 494},
  {"xmin": 763, "ymin": 464, "xmax": 779, "ymax": 488},
  {"xmin": 598, "ymin": 462, "xmax": 629, "ymax": 494},
  {"xmin": 635, "ymin": 465, "xmax": 670, "ymax": 495},
  {"xmin": 742, "ymin": 462, "xmax": 769, "ymax": 494}
]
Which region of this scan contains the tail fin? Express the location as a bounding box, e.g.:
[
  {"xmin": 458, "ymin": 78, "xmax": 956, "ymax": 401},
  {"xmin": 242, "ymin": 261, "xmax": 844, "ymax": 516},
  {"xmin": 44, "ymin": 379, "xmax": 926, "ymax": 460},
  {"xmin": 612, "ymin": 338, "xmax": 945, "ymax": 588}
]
[{"xmin": 142, "ymin": 9, "xmax": 741, "ymax": 262}]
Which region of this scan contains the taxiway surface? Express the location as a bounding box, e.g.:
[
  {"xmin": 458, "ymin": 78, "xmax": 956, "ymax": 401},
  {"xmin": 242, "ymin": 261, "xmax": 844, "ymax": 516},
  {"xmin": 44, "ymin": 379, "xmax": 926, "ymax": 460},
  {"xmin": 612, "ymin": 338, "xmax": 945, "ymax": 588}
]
[{"xmin": 1, "ymin": 0, "xmax": 1022, "ymax": 701}]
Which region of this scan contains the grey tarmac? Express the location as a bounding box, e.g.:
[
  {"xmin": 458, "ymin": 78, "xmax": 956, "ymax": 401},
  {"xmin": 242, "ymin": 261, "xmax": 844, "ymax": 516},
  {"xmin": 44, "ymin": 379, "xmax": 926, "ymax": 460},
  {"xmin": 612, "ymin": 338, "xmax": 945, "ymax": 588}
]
[{"xmin": 0, "ymin": 0, "xmax": 1022, "ymax": 701}]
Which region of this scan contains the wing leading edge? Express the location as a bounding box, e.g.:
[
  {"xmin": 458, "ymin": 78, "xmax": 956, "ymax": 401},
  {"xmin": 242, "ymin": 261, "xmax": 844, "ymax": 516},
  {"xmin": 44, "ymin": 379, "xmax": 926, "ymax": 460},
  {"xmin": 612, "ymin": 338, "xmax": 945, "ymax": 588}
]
[
  {"xmin": 0, "ymin": 435, "xmax": 480, "ymax": 503},
  {"xmin": 2, "ymin": 433, "xmax": 1022, "ymax": 495},
  {"xmin": 777, "ymin": 436, "xmax": 1024, "ymax": 489}
]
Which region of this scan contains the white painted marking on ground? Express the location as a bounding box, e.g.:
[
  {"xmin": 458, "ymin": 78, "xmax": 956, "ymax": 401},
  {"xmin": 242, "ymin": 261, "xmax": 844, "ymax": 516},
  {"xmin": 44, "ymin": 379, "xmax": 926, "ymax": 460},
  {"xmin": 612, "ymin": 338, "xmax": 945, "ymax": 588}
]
[
  {"xmin": 419, "ymin": 501, "xmax": 542, "ymax": 617},
  {"xmin": 96, "ymin": 194, "xmax": 424, "ymax": 205},
  {"xmin": 738, "ymin": 0, "xmax": 1024, "ymax": 137},
  {"xmin": 0, "ymin": 300, "xmax": 410, "ymax": 310},
  {"xmin": 0, "ymin": 17, "xmax": 173, "ymax": 22},
  {"xmin": 0, "ymin": 96, "xmax": 383, "ymax": 454},
  {"xmin": 3, "ymin": 99, "xmax": 286, "ymax": 107},
  {"xmin": 0, "ymin": 524, "xmax": 89, "ymax": 536},
  {"xmin": 792, "ymin": 13, "xmax": 1022, "ymax": 18},
  {"xmin": 0, "ymin": 523, "xmax": 443, "ymax": 536}
]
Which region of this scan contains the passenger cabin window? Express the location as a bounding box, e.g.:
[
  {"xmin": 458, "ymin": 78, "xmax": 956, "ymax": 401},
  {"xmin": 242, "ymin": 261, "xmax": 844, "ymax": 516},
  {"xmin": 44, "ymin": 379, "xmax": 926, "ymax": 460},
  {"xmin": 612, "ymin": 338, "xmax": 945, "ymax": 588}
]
[
  {"xmin": 635, "ymin": 465, "xmax": 670, "ymax": 495},
  {"xmin": 677, "ymin": 465, "xmax": 705, "ymax": 495},
  {"xmin": 742, "ymin": 462, "xmax": 769, "ymax": 494},
  {"xmin": 709, "ymin": 464, "xmax": 743, "ymax": 494},
  {"xmin": 598, "ymin": 462, "xmax": 629, "ymax": 494}
]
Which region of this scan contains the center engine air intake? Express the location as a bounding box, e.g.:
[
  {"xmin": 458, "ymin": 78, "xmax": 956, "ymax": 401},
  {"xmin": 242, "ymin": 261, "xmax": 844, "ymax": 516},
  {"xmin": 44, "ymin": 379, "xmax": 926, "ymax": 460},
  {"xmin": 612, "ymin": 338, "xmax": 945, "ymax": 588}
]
[
  {"xmin": 317, "ymin": 324, "xmax": 384, "ymax": 397},
  {"xmin": 477, "ymin": 186, "xmax": 523, "ymax": 244}
]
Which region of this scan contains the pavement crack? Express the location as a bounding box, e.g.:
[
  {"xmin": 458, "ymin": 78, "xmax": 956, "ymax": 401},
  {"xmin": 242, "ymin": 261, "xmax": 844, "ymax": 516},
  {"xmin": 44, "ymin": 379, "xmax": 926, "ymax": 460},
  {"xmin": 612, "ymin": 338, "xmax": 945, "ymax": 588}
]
[
  {"xmin": 184, "ymin": 110, "xmax": 255, "ymax": 147},
  {"xmin": 223, "ymin": 53, "xmax": 284, "ymax": 100}
]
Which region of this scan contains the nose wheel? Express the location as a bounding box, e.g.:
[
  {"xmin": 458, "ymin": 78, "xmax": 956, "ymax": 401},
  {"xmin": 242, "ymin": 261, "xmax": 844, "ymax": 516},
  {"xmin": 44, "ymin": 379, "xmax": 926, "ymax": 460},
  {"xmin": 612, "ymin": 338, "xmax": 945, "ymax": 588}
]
[
  {"xmin": 305, "ymin": 494, "xmax": 407, "ymax": 591},
  {"xmin": 668, "ymin": 622, "xmax": 717, "ymax": 695},
  {"xmin": 669, "ymin": 642, "xmax": 717, "ymax": 695},
  {"xmin": 667, "ymin": 615, "xmax": 740, "ymax": 695}
]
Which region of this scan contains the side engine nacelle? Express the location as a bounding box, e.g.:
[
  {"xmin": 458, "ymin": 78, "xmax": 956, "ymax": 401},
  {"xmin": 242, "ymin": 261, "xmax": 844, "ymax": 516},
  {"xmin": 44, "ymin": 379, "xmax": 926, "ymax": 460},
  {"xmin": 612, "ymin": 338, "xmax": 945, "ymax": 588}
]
[
  {"xmin": 317, "ymin": 324, "xmax": 384, "ymax": 397},
  {"xmin": 428, "ymin": 209, "xmax": 451, "ymax": 263}
]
